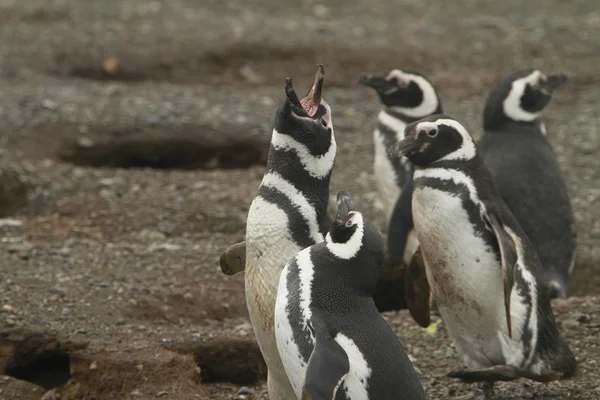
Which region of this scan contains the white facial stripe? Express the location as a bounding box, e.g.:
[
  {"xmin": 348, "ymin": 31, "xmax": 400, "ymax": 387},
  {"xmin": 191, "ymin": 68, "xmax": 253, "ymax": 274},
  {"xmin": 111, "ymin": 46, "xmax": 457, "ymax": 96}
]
[
  {"xmin": 334, "ymin": 333, "xmax": 371, "ymax": 398},
  {"xmin": 325, "ymin": 212, "xmax": 364, "ymax": 260},
  {"xmin": 415, "ymin": 119, "xmax": 477, "ymax": 162},
  {"xmin": 261, "ymin": 172, "xmax": 324, "ymax": 244},
  {"xmin": 271, "ymin": 128, "xmax": 337, "ymax": 179},
  {"xmin": 385, "ymin": 70, "xmax": 439, "ymax": 118},
  {"xmin": 503, "ymin": 70, "xmax": 542, "ymax": 122},
  {"xmin": 296, "ymin": 248, "xmax": 316, "ymax": 333},
  {"xmin": 377, "ymin": 110, "xmax": 408, "ymax": 141},
  {"xmin": 414, "ymin": 168, "xmax": 485, "ymax": 216}
]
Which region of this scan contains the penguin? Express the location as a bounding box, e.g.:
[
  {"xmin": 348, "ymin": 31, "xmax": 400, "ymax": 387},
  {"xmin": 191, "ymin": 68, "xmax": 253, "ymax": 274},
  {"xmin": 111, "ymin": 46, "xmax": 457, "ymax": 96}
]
[
  {"xmin": 241, "ymin": 65, "xmax": 338, "ymax": 400},
  {"xmin": 274, "ymin": 191, "xmax": 427, "ymax": 400},
  {"xmin": 359, "ymin": 69, "xmax": 443, "ymax": 311},
  {"xmin": 389, "ymin": 115, "xmax": 577, "ymax": 399},
  {"xmin": 478, "ymin": 68, "xmax": 575, "ymax": 299}
]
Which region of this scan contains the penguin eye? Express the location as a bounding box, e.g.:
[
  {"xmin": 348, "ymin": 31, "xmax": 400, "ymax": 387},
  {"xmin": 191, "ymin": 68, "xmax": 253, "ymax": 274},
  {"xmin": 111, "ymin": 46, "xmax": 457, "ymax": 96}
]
[{"xmin": 345, "ymin": 220, "xmax": 353, "ymax": 227}]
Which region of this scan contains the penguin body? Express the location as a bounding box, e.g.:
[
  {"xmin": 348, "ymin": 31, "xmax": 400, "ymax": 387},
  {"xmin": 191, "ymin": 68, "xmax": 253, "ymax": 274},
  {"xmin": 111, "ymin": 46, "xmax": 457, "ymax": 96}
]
[
  {"xmin": 359, "ymin": 70, "xmax": 442, "ymax": 311},
  {"xmin": 392, "ymin": 115, "xmax": 576, "ymax": 398},
  {"xmin": 244, "ymin": 65, "xmax": 336, "ymax": 400},
  {"xmin": 478, "ymin": 68, "xmax": 575, "ymax": 299},
  {"xmin": 275, "ymin": 191, "xmax": 426, "ymax": 400}
]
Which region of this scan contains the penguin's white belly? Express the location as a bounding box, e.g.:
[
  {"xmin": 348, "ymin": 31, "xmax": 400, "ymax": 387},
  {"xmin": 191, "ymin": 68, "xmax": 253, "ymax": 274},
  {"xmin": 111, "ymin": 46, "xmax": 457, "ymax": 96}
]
[
  {"xmin": 412, "ymin": 186, "xmax": 509, "ymax": 366},
  {"xmin": 245, "ymin": 196, "xmax": 301, "ymax": 398},
  {"xmin": 373, "ymin": 129, "xmax": 401, "ymax": 222},
  {"xmin": 274, "ymin": 266, "xmax": 308, "ymax": 398}
]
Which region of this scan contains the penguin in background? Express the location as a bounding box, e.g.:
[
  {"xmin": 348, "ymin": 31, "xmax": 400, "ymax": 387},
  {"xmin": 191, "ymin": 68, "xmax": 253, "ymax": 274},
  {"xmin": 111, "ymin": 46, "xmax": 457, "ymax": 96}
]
[
  {"xmin": 235, "ymin": 65, "xmax": 338, "ymax": 400},
  {"xmin": 390, "ymin": 115, "xmax": 576, "ymax": 399},
  {"xmin": 359, "ymin": 69, "xmax": 443, "ymax": 311},
  {"xmin": 478, "ymin": 68, "xmax": 575, "ymax": 299},
  {"xmin": 275, "ymin": 191, "xmax": 427, "ymax": 400}
]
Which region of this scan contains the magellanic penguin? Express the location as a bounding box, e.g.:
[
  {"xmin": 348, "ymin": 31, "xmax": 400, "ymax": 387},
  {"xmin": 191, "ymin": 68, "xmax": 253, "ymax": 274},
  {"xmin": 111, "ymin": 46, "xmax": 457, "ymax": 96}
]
[
  {"xmin": 242, "ymin": 65, "xmax": 337, "ymax": 400},
  {"xmin": 478, "ymin": 68, "xmax": 575, "ymax": 299},
  {"xmin": 359, "ymin": 69, "xmax": 443, "ymax": 311},
  {"xmin": 390, "ymin": 115, "xmax": 576, "ymax": 399},
  {"xmin": 275, "ymin": 191, "xmax": 427, "ymax": 400}
]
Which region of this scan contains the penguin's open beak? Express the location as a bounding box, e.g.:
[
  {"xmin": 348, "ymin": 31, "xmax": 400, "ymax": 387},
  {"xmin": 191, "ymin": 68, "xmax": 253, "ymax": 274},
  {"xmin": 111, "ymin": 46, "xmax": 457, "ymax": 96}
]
[
  {"xmin": 388, "ymin": 137, "xmax": 420, "ymax": 159},
  {"xmin": 336, "ymin": 191, "xmax": 355, "ymax": 221},
  {"xmin": 359, "ymin": 73, "xmax": 396, "ymax": 92},
  {"xmin": 541, "ymin": 73, "xmax": 567, "ymax": 93},
  {"xmin": 299, "ymin": 64, "xmax": 326, "ymax": 118}
]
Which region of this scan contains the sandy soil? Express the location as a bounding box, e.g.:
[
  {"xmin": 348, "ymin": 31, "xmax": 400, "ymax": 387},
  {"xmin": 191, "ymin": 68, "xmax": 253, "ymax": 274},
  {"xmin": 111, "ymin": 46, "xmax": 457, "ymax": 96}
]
[{"xmin": 0, "ymin": 0, "xmax": 599, "ymax": 399}]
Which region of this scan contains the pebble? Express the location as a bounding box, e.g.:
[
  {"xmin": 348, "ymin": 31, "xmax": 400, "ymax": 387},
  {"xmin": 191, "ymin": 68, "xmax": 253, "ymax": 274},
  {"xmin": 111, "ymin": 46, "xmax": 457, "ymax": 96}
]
[
  {"xmin": 41, "ymin": 99, "xmax": 59, "ymax": 110},
  {"xmin": 237, "ymin": 387, "xmax": 253, "ymax": 395},
  {"xmin": 77, "ymin": 137, "xmax": 95, "ymax": 148},
  {"xmin": 7, "ymin": 242, "xmax": 33, "ymax": 253},
  {"xmin": 130, "ymin": 390, "xmax": 142, "ymax": 397},
  {"xmin": 156, "ymin": 391, "xmax": 168, "ymax": 397},
  {"xmin": 89, "ymin": 361, "xmax": 98, "ymax": 370},
  {"xmin": 0, "ymin": 218, "xmax": 23, "ymax": 228},
  {"xmin": 2, "ymin": 304, "xmax": 16, "ymax": 313}
]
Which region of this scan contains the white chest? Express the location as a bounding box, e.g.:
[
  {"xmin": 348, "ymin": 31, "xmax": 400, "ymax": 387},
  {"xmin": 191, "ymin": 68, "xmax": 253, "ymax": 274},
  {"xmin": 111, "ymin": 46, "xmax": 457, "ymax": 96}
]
[{"xmin": 412, "ymin": 186, "xmax": 508, "ymax": 366}]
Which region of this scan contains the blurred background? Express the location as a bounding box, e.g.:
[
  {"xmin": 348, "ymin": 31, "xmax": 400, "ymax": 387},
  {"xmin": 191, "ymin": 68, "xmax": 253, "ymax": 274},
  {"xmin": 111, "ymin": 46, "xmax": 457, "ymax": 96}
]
[{"xmin": 0, "ymin": 1, "xmax": 599, "ymax": 399}]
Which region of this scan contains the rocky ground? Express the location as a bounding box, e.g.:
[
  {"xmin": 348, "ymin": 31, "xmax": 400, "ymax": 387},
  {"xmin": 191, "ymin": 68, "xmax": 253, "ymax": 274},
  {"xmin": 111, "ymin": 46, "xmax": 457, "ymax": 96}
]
[{"xmin": 0, "ymin": 0, "xmax": 599, "ymax": 399}]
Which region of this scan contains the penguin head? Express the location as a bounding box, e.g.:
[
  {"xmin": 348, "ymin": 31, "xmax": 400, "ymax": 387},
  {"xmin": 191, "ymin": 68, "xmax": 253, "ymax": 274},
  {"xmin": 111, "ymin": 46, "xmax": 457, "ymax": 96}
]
[
  {"xmin": 484, "ymin": 68, "xmax": 567, "ymax": 131},
  {"xmin": 325, "ymin": 191, "xmax": 384, "ymax": 290},
  {"xmin": 388, "ymin": 114, "xmax": 477, "ymax": 167},
  {"xmin": 273, "ymin": 64, "xmax": 334, "ymax": 157},
  {"xmin": 359, "ymin": 69, "xmax": 442, "ymax": 117}
]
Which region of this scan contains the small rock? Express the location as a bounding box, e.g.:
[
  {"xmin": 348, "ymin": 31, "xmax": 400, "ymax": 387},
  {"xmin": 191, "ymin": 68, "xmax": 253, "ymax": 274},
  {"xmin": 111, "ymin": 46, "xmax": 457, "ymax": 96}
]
[
  {"xmin": 130, "ymin": 390, "xmax": 142, "ymax": 397},
  {"xmin": 103, "ymin": 57, "xmax": 120, "ymax": 75},
  {"xmin": 237, "ymin": 387, "xmax": 253, "ymax": 395},
  {"xmin": 2, "ymin": 304, "xmax": 16, "ymax": 313},
  {"xmin": 239, "ymin": 65, "xmax": 265, "ymax": 84},
  {"xmin": 313, "ymin": 4, "xmax": 330, "ymax": 17},
  {"xmin": 156, "ymin": 391, "xmax": 168, "ymax": 397},
  {"xmin": 7, "ymin": 242, "xmax": 33, "ymax": 253},
  {"xmin": 89, "ymin": 360, "xmax": 98, "ymax": 370},
  {"xmin": 41, "ymin": 99, "xmax": 59, "ymax": 110},
  {"xmin": 139, "ymin": 229, "xmax": 166, "ymax": 241},
  {"xmin": 99, "ymin": 177, "xmax": 126, "ymax": 187},
  {"xmin": 77, "ymin": 137, "xmax": 95, "ymax": 148},
  {"xmin": 0, "ymin": 218, "xmax": 23, "ymax": 228},
  {"xmin": 193, "ymin": 181, "xmax": 208, "ymax": 190},
  {"xmin": 6, "ymin": 317, "xmax": 16, "ymax": 326}
]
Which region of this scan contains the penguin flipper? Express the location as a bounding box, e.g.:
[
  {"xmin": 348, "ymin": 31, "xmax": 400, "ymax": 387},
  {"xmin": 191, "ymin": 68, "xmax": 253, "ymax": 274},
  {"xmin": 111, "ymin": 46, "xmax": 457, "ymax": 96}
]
[
  {"xmin": 486, "ymin": 214, "xmax": 517, "ymax": 339},
  {"xmin": 301, "ymin": 319, "xmax": 350, "ymax": 400},
  {"xmin": 405, "ymin": 246, "xmax": 431, "ymax": 328},
  {"xmin": 387, "ymin": 166, "xmax": 415, "ymax": 265},
  {"xmin": 219, "ymin": 241, "xmax": 246, "ymax": 276}
]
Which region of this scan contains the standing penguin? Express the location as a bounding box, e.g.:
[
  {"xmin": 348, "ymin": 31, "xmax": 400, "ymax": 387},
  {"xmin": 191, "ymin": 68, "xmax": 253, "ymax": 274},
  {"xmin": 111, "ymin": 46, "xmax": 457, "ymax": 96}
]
[
  {"xmin": 359, "ymin": 69, "xmax": 443, "ymax": 311},
  {"xmin": 242, "ymin": 65, "xmax": 337, "ymax": 400},
  {"xmin": 390, "ymin": 115, "xmax": 576, "ymax": 399},
  {"xmin": 478, "ymin": 68, "xmax": 575, "ymax": 299},
  {"xmin": 275, "ymin": 191, "xmax": 427, "ymax": 400}
]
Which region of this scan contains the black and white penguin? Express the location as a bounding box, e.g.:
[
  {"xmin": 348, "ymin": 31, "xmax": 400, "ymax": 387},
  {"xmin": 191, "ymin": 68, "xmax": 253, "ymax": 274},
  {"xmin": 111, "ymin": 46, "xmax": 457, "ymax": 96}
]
[
  {"xmin": 390, "ymin": 115, "xmax": 577, "ymax": 399},
  {"xmin": 275, "ymin": 191, "xmax": 427, "ymax": 400},
  {"xmin": 359, "ymin": 69, "xmax": 443, "ymax": 311},
  {"xmin": 478, "ymin": 68, "xmax": 575, "ymax": 299},
  {"xmin": 242, "ymin": 65, "xmax": 337, "ymax": 400}
]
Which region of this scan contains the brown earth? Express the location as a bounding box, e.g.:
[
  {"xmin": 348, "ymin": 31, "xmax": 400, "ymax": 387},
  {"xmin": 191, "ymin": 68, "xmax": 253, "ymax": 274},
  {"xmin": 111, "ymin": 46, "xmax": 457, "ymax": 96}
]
[{"xmin": 0, "ymin": 0, "xmax": 599, "ymax": 399}]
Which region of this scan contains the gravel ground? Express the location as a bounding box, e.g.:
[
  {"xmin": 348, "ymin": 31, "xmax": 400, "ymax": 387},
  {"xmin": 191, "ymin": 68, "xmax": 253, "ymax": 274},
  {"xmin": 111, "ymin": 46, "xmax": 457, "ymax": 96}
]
[{"xmin": 0, "ymin": 0, "xmax": 599, "ymax": 399}]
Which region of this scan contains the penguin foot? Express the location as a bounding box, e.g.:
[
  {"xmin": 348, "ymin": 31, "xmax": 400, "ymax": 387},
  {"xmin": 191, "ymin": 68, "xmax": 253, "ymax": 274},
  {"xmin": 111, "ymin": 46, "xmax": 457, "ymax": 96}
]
[
  {"xmin": 548, "ymin": 279, "xmax": 568, "ymax": 299},
  {"xmin": 448, "ymin": 365, "xmax": 520, "ymax": 383},
  {"xmin": 219, "ymin": 241, "xmax": 247, "ymax": 276},
  {"xmin": 452, "ymin": 382, "xmax": 495, "ymax": 400}
]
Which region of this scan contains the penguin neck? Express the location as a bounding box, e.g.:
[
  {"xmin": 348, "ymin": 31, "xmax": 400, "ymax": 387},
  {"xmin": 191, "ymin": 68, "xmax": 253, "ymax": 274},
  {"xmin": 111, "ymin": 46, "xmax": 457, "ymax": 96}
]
[
  {"xmin": 383, "ymin": 107, "xmax": 432, "ymax": 124},
  {"xmin": 484, "ymin": 117, "xmax": 547, "ymax": 137},
  {"xmin": 265, "ymin": 146, "xmax": 334, "ymax": 232}
]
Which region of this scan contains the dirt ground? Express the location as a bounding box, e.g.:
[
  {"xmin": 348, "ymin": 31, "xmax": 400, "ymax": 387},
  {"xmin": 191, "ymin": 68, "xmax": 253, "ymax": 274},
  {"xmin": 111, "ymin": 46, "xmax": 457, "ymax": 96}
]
[{"xmin": 0, "ymin": 0, "xmax": 599, "ymax": 399}]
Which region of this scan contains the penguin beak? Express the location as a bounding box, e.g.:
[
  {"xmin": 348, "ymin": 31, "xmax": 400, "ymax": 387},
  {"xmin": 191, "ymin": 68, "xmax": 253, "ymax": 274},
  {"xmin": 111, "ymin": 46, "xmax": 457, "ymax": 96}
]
[
  {"xmin": 299, "ymin": 64, "xmax": 326, "ymax": 118},
  {"xmin": 388, "ymin": 137, "xmax": 420, "ymax": 159},
  {"xmin": 359, "ymin": 73, "xmax": 396, "ymax": 92},
  {"xmin": 285, "ymin": 77, "xmax": 303, "ymax": 107},
  {"xmin": 541, "ymin": 73, "xmax": 567, "ymax": 93},
  {"xmin": 336, "ymin": 191, "xmax": 355, "ymax": 220}
]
